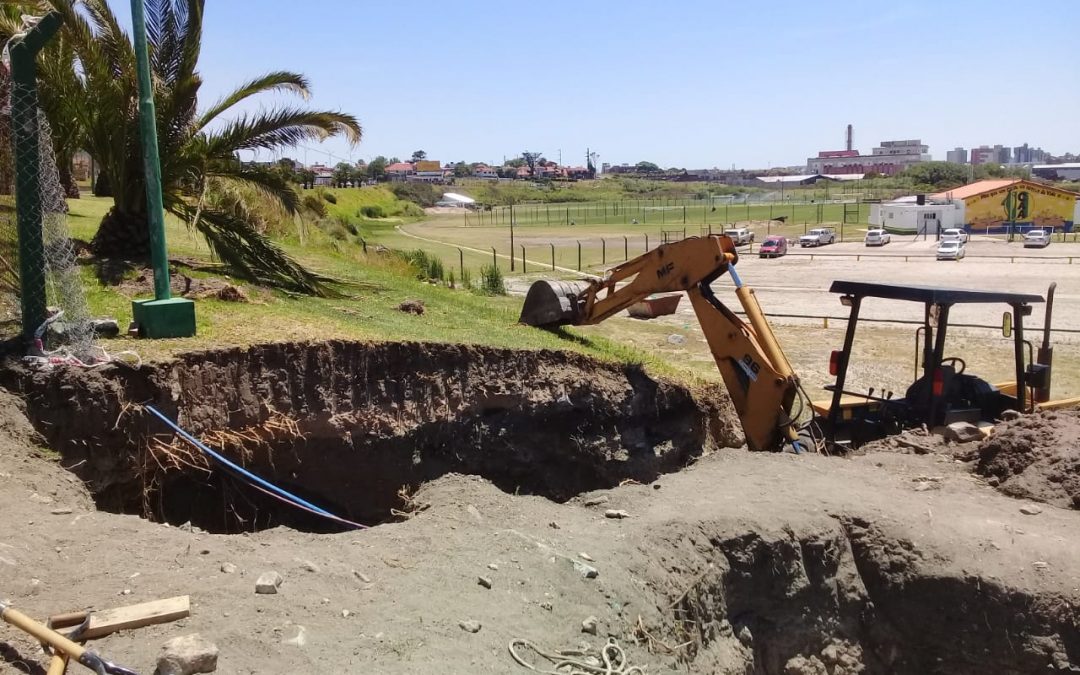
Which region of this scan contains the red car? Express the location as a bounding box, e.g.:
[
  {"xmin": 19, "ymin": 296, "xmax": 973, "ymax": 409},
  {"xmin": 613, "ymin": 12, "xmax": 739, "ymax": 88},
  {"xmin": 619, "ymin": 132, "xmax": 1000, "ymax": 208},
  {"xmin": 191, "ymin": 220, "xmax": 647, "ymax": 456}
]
[{"xmin": 759, "ymin": 236, "xmax": 788, "ymax": 258}]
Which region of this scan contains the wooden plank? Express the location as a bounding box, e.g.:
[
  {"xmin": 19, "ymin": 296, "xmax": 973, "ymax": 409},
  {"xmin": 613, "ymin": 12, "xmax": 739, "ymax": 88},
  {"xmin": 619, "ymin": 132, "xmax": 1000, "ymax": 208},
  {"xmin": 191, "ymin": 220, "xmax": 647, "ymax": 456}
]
[{"xmin": 59, "ymin": 596, "xmax": 189, "ymax": 640}]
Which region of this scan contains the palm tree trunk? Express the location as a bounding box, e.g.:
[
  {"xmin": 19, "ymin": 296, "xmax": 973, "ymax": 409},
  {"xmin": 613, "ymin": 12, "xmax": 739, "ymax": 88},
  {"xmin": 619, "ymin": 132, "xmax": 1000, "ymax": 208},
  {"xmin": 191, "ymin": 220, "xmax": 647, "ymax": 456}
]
[
  {"xmin": 91, "ymin": 206, "xmax": 150, "ymax": 257},
  {"xmin": 59, "ymin": 161, "xmax": 80, "ymax": 199}
]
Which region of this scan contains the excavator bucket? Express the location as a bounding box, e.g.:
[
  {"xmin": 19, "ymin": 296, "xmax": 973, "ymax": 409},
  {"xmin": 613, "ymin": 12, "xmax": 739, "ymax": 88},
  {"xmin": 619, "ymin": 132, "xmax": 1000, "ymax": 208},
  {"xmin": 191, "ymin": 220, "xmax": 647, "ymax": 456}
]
[{"xmin": 519, "ymin": 280, "xmax": 593, "ymax": 327}]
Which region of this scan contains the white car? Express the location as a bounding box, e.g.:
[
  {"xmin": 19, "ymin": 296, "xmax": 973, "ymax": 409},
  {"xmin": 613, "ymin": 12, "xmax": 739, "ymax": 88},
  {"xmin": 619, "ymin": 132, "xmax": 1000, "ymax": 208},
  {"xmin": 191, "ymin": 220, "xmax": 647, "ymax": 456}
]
[
  {"xmin": 799, "ymin": 228, "xmax": 836, "ymax": 247},
  {"xmin": 1023, "ymin": 229, "xmax": 1051, "ymax": 248},
  {"xmin": 864, "ymin": 229, "xmax": 891, "ymax": 246},
  {"xmin": 941, "ymin": 228, "xmax": 969, "ymax": 244},
  {"xmin": 936, "ymin": 241, "xmax": 966, "ymax": 261},
  {"xmin": 723, "ymin": 228, "xmax": 754, "ymax": 245}
]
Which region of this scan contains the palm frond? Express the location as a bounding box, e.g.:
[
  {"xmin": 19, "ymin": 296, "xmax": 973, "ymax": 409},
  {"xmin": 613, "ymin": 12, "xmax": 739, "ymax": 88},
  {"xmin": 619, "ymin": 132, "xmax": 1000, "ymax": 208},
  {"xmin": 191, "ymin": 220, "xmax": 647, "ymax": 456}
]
[
  {"xmin": 205, "ymin": 164, "xmax": 302, "ymax": 215},
  {"xmin": 170, "ymin": 201, "xmax": 338, "ymax": 296},
  {"xmin": 202, "ymin": 108, "xmax": 362, "ymax": 158},
  {"xmin": 196, "ymin": 71, "xmax": 310, "ymax": 131}
]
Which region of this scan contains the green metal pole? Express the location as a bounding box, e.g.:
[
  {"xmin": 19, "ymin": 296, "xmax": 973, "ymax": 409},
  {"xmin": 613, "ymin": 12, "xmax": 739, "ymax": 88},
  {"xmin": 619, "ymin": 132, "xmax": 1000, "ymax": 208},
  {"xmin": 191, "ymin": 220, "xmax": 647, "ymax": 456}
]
[
  {"xmin": 9, "ymin": 12, "xmax": 62, "ymax": 343},
  {"xmin": 131, "ymin": 0, "xmax": 171, "ymax": 301}
]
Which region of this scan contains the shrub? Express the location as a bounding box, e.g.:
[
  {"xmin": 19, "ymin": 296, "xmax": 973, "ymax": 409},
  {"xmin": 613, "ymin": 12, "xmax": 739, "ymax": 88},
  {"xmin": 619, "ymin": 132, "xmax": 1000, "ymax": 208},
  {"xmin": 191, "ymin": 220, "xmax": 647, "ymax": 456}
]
[
  {"xmin": 396, "ymin": 201, "xmax": 425, "ymax": 218},
  {"xmin": 302, "ymin": 194, "xmax": 327, "ymax": 217},
  {"xmin": 389, "ymin": 182, "xmax": 440, "ymax": 207},
  {"xmin": 322, "ymin": 191, "xmax": 338, "ymax": 204},
  {"xmin": 460, "ymin": 268, "xmax": 472, "ymax": 290},
  {"xmin": 428, "ymin": 257, "xmax": 445, "ymax": 283},
  {"xmin": 360, "ymin": 204, "xmax": 387, "ymax": 219},
  {"xmin": 448, "ymin": 270, "xmax": 456, "ymax": 289},
  {"xmin": 478, "ymin": 264, "xmax": 506, "ymax": 296}
]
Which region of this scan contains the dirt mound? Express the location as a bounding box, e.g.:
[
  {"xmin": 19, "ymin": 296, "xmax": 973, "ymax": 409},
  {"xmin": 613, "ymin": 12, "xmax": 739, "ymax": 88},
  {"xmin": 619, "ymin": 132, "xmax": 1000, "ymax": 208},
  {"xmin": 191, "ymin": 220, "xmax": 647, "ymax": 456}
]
[
  {"xmin": 970, "ymin": 408, "xmax": 1080, "ymax": 509},
  {"xmin": 2, "ymin": 341, "xmax": 740, "ymax": 532}
]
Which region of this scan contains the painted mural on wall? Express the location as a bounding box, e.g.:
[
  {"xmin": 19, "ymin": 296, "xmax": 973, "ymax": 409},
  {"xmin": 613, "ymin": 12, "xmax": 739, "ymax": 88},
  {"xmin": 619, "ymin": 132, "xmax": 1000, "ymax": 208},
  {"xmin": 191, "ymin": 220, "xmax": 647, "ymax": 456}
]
[{"xmin": 965, "ymin": 182, "xmax": 1076, "ymax": 233}]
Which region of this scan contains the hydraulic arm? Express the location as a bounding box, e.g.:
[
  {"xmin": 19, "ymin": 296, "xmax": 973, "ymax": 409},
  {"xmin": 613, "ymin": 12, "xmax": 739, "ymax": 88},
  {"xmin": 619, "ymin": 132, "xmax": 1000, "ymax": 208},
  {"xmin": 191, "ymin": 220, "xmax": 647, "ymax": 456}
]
[{"xmin": 520, "ymin": 235, "xmax": 804, "ymax": 452}]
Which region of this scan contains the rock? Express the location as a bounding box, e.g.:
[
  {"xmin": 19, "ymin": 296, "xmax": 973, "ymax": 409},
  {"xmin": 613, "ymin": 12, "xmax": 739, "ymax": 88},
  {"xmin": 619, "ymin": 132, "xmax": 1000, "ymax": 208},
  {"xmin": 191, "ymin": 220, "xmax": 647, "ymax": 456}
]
[
  {"xmin": 219, "ymin": 563, "xmax": 237, "ymax": 574},
  {"xmin": 1033, "ymin": 561, "xmax": 1049, "ymax": 570},
  {"xmin": 1019, "ymin": 504, "xmax": 1043, "ymax": 515},
  {"xmin": 459, "ymin": 620, "xmax": 481, "ymax": 633},
  {"xmin": 667, "ymin": 334, "xmax": 686, "ymax": 345},
  {"xmin": 284, "ymin": 626, "xmax": 306, "ymax": 647},
  {"xmin": 352, "ymin": 570, "xmax": 371, "ymax": 583},
  {"xmin": 255, "ymin": 571, "xmax": 283, "ymax": 594},
  {"xmin": 737, "ymin": 626, "xmax": 753, "ymax": 645},
  {"xmin": 540, "ymin": 602, "xmax": 553, "ymax": 611},
  {"xmin": 477, "ymin": 576, "xmax": 492, "ymax": 589},
  {"xmin": 581, "ymin": 616, "xmax": 599, "ymax": 635},
  {"xmin": 397, "ymin": 299, "xmax": 425, "ymax": 315},
  {"xmin": 299, "ymin": 560, "xmax": 320, "ymax": 573},
  {"xmin": 1001, "ymin": 409, "xmax": 1023, "ymax": 421},
  {"xmin": 583, "ymin": 496, "xmax": 608, "ymax": 507},
  {"xmin": 156, "ymin": 633, "xmax": 219, "ymax": 675},
  {"xmin": 943, "ymin": 421, "xmax": 983, "ymax": 443},
  {"xmin": 91, "ymin": 318, "xmax": 121, "ymax": 338},
  {"xmin": 487, "ymin": 563, "xmax": 499, "ymax": 571},
  {"xmin": 579, "ymin": 552, "xmax": 594, "ymax": 562},
  {"xmin": 548, "ymin": 521, "xmax": 560, "ymax": 529},
  {"xmin": 341, "ymin": 609, "xmax": 351, "ymax": 618},
  {"xmin": 604, "ymin": 509, "xmax": 629, "ymax": 519},
  {"xmin": 572, "ymin": 560, "xmax": 599, "ymax": 579},
  {"xmin": 50, "ymin": 507, "xmax": 73, "ymax": 515}
]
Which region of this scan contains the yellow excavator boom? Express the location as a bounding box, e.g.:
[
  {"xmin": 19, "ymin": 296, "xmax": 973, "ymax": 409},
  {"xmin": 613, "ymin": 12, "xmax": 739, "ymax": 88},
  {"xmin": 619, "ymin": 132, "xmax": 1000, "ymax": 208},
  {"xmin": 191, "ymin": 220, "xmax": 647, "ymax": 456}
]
[{"xmin": 520, "ymin": 235, "xmax": 804, "ymax": 452}]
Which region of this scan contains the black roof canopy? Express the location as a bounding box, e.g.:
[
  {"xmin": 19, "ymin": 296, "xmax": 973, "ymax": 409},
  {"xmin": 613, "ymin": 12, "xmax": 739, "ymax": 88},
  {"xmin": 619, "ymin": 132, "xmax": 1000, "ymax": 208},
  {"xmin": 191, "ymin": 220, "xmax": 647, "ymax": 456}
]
[{"xmin": 829, "ymin": 280, "xmax": 1043, "ymax": 305}]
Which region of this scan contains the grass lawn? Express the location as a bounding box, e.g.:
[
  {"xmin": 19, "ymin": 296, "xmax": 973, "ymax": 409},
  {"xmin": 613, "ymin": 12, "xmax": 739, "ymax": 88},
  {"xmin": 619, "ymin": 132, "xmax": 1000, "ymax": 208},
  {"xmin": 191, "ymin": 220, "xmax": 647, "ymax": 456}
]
[{"xmin": 64, "ymin": 196, "xmax": 676, "ymax": 376}]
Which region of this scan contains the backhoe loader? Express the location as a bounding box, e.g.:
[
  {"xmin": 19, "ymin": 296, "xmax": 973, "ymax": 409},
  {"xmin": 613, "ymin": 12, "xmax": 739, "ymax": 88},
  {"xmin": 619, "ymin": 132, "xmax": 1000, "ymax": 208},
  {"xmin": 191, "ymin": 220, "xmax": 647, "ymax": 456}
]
[{"xmin": 519, "ymin": 234, "xmax": 1075, "ymax": 452}]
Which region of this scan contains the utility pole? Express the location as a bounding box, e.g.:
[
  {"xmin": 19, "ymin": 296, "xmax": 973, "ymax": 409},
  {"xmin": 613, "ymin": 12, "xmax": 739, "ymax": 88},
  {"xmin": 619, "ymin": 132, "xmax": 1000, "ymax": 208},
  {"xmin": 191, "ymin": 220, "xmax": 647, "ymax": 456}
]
[{"xmin": 128, "ymin": 0, "xmax": 195, "ymax": 337}]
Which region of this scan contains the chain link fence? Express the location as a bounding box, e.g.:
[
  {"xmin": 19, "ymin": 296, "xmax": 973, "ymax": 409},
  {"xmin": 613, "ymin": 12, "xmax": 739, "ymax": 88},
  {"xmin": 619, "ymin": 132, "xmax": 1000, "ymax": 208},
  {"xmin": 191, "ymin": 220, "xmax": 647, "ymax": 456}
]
[{"xmin": 1, "ymin": 34, "xmax": 94, "ymax": 357}]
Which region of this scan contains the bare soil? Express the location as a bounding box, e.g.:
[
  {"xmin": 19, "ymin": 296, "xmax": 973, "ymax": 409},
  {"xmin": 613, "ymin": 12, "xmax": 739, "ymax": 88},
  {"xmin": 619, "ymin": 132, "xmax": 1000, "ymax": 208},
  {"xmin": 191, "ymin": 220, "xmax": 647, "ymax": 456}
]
[
  {"xmin": 968, "ymin": 408, "xmax": 1080, "ymax": 509},
  {"xmin": 1, "ymin": 341, "xmax": 1079, "ymax": 674}
]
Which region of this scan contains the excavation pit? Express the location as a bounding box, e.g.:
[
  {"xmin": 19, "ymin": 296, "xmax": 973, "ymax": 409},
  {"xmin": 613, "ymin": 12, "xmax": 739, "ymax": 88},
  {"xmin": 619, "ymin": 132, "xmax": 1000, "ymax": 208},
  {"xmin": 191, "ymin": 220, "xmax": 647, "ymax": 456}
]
[{"xmin": 6, "ymin": 341, "xmax": 739, "ymax": 533}]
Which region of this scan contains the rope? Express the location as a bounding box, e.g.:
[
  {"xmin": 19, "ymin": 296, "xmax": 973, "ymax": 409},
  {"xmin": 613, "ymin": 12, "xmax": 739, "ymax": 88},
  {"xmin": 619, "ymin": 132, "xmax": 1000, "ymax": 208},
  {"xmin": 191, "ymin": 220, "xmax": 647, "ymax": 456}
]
[
  {"xmin": 22, "ymin": 310, "xmax": 143, "ymax": 370},
  {"xmin": 509, "ymin": 638, "xmax": 645, "ymax": 675},
  {"xmin": 143, "ymin": 404, "xmax": 369, "ymax": 530}
]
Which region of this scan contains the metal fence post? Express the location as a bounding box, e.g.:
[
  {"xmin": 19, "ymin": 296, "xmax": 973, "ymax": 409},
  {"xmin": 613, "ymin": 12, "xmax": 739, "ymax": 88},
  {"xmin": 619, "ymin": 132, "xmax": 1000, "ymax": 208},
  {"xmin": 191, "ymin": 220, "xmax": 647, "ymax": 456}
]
[
  {"xmin": 623, "ymin": 235, "xmax": 628, "ymax": 260},
  {"xmin": 602, "ymin": 238, "xmax": 606, "ymax": 265},
  {"xmin": 550, "ymin": 243, "xmax": 555, "ymax": 270},
  {"xmin": 577, "ymin": 240, "xmax": 581, "ymax": 271},
  {"xmin": 458, "ymin": 248, "xmax": 464, "ymax": 278},
  {"xmin": 491, "ymin": 247, "xmax": 497, "ymax": 270},
  {"xmin": 521, "ymin": 245, "xmax": 526, "ymax": 273},
  {"xmin": 645, "ymin": 233, "xmax": 649, "ymax": 251},
  {"xmin": 10, "ymin": 13, "xmax": 63, "ymax": 342}
]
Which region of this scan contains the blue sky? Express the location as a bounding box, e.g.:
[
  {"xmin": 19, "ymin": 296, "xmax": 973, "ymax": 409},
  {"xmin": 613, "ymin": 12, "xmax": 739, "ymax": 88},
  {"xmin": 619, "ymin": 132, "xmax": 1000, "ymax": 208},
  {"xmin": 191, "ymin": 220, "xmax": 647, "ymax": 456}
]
[{"xmin": 113, "ymin": 0, "xmax": 1079, "ymax": 168}]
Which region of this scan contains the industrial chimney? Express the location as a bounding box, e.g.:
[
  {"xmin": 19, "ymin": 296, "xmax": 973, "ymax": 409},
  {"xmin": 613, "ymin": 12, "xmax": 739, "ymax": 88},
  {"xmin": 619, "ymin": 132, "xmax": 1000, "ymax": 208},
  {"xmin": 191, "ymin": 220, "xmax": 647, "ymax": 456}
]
[{"xmin": 846, "ymin": 124, "xmax": 853, "ymax": 152}]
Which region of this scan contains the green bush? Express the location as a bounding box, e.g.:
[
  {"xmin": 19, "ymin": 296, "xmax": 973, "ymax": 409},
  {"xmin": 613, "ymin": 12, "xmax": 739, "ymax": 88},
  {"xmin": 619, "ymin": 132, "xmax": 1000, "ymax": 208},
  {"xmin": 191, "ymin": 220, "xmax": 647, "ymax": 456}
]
[
  {"xmin": 389, "ymin": 182, "xmax": 440, "ymax": 208},
  {"xmin": 302, "ymin": 194, "xmax": 327, "ymax": 217},
  {"xmin": 478, "ymin": 264, "xmax": 506, "ymax": 296},
  {"xmin": 460, "ymin": 268, "xmax": 472, "ymax": 290},
  {"xmin": 396, "ymin": 249, "xmax": 447, "ymax": 283},
  {"xmin": 360, "ymin": 204, "xmax": 387, "ymax": 219},
  {"xmin": 396, "ymin": 201, "xmax": 425, "ymax": 218},
  {"xmin": 322, "ymin": 191, "xmax": 338, "ymax": 204}
]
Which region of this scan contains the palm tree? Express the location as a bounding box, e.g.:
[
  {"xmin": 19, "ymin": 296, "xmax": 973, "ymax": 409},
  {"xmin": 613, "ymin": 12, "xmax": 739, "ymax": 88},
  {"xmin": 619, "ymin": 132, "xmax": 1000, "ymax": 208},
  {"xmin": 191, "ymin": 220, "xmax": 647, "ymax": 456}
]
[{"xmin": 45, "ymin": 0, "xmax": 361, "ymax": 294}]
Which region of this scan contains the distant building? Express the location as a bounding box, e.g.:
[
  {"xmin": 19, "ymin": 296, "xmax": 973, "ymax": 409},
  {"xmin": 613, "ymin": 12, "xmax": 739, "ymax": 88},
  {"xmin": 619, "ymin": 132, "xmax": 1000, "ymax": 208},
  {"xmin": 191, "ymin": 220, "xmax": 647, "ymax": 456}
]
[
  {"xmin": 1032, "ymin": 163, "xmax": 1080, "ymax": 181},
  {"xmin": 807, "ymin": 139, "xmax": 929, "ymax": 176},
  {"xmin": 936, "ymin": 179, "xmax": 1078, "ymax": 233},
  {"xmin": 946, "ymin": 147, "xmax": 968, "ymax": 164},
  {"xmin": 407, "ymin": 160, "xmax": 445, "ymax": 183},
  {"xmin": 1013, "ymin": 144, "xmax": 1049, "ymax": 164},
  {"xmin": 471, "ymin": 164, "xmax": 498, "ymax": 179},
  {"xmin": 386, "ymin": 162, "xmax": 415, "ymax": 181}
]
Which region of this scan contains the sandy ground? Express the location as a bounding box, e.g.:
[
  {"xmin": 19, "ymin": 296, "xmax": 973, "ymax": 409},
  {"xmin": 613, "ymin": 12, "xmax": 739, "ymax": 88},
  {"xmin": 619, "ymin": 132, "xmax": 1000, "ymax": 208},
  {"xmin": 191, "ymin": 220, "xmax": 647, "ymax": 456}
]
[{"xmin": 1, "ymin": 385, "xmax": 1079, "ymax": 673}]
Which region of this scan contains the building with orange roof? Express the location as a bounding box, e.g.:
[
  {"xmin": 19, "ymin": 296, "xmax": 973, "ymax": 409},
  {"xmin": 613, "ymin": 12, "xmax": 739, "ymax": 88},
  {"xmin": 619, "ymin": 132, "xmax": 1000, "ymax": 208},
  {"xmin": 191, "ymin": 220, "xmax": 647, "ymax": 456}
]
[{"xmin": 870, "ymin": 179, "xmax": 1079, "ymax": 235}]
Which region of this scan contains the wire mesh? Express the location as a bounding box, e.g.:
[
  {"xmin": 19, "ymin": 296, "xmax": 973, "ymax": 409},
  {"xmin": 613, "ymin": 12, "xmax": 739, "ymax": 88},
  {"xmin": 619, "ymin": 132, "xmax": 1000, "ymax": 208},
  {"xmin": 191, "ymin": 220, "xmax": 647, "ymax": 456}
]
[{"xmin": 1, "ymin": 38, "xmax": 94, "ymax": 356}]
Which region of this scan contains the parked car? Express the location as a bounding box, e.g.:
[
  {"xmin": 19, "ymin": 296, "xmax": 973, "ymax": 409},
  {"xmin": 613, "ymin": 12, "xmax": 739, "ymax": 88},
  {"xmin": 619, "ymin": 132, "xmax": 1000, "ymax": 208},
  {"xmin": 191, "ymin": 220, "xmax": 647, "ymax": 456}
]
[
  {"xmin": 758, "ymin": 236, "xmax": 788, "ymax": 258},
  {"xmin": 864, "ymin": 229, "xmax": 891, "ymax": 246},
  {"xmin": 941, "ymin": 228, "xmax": 969, "ymax": 244},
  {"xmin": 1023, "ymin": 229, "xmax": 1051, "ymax": 248},
  {"xmin": 936, "ymin": 240, "xmax": 966, "ymax": 260},
  {"xmin": 723, "ymin": 227, "xmax": 754, "ymax": 245},
  {"xmin": 799, "ymin": 228, "xmax": 836, "ymax": 247}
]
